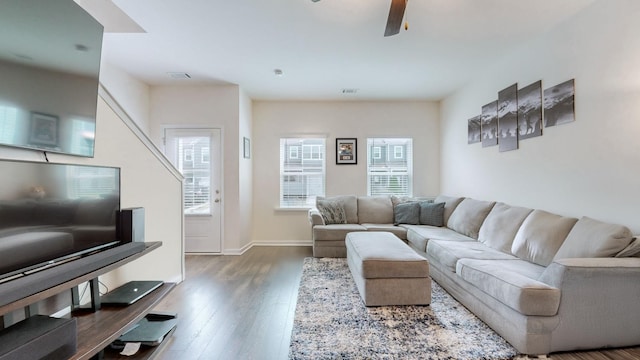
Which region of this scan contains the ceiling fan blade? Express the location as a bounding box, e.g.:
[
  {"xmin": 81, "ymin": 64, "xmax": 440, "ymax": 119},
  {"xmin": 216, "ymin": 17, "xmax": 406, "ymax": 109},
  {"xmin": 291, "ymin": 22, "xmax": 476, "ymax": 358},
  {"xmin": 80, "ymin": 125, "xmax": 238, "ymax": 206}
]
[{"xmin": 384, "ymin": 0, "xmax": 407, "ymax": 37}]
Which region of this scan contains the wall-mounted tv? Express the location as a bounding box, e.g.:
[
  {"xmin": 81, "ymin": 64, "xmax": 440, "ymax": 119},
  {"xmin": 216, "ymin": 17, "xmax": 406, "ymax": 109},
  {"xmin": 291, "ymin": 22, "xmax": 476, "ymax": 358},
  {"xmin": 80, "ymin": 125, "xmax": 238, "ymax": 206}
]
[
  {"xmin": 0, "ymin": 0, "xmax": 103, "ymax": 157},
  {"xmin": 0, "ymin": 159, "xmax": 121, "ymax": 281}
]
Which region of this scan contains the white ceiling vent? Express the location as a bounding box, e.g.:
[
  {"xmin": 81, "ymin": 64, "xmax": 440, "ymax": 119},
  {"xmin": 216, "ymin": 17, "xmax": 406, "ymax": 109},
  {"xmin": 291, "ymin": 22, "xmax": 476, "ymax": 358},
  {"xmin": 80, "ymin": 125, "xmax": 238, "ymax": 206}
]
[{"xmin": 167, "ymin": 72, "xmax": 192, "ymax": 79}]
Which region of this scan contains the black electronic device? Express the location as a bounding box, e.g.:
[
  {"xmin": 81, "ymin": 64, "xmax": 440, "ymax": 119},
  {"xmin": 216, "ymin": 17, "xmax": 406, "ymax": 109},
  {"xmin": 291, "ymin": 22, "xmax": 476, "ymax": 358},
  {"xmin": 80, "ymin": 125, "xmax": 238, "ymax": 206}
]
[
  {"xmin": 118, "ymin": 207, "xmax": 145, "ymax": 243},
  {"xmin": 0, "ymin": 159, "xmax": 122, "ymax": 282},
  {"xmin": 0, "ymin": 315, "xmax": 77, "ymax": 360},
  {"xmin": 0, "ymin": 0, "xmax": 104, "ymax": 157},
  {"xmin": 100, "ymin": 280, "xmax": 164, "ymax": 306},
  {"xmin": 113, "ymin": 315, "xmax": 177, "ymax": 347}
]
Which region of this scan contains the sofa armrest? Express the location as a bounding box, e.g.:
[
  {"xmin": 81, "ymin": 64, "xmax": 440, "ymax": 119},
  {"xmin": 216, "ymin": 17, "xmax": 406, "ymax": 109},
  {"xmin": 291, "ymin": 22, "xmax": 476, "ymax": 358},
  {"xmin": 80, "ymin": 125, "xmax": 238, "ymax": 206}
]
[
  {"xmin": 538, "ymin": 257, "xmax": 640, "ymax": 350},
  {"xmin": 308, "ymin": 208, "xmax": 325, "ymax": 226}
]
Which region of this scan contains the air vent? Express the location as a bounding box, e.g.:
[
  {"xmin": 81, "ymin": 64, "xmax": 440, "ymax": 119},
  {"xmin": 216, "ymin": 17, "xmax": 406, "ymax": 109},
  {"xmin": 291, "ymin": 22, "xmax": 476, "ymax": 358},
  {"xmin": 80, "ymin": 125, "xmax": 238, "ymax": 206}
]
[
  {"xmin": 342, "ymin": 88, "xmax": 359, "ymax": 94},
  {"xmin": 167, "ymin": 72, "xmax": 191, "ymax": 79}
]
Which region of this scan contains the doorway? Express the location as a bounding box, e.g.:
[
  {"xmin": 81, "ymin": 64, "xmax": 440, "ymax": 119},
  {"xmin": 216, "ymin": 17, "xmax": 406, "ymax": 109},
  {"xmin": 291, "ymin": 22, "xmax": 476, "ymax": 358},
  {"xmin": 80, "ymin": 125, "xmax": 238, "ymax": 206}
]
[{"xmin": 164, "ymin": 128, "xmax": 222, "ymax": 253}]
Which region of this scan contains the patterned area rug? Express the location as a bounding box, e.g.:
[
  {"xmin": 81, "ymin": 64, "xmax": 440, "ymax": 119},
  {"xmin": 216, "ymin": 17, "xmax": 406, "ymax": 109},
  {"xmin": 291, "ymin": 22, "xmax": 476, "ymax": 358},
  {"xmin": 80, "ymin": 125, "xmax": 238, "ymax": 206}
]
[{"xmin": 289, "ymin": 257, "xmax": 519, "ymax": 360}]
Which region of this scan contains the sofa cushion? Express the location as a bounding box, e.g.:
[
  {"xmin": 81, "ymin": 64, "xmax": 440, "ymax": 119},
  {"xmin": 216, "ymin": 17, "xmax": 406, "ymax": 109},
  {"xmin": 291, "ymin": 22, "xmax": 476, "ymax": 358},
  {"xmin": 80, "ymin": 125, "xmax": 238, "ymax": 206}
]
[
  {"xmin": 456, "ymin": 258, "xmax": 561, "ymax": 316},
  {"xmin": 357, "ymin": 196, "xmax": 393, "ymax": 224},
  {"xmin": 419, "ymin": 202, "xmax": 445, "ymax": 227},
  {"xmin": 616, "ymin": 237, "xmax": 640, "ymax": 257},
  {"xmin": 316, "ymin": 199, "xmax": 347, "ymax": 225},
  {"xmin": 361, "ymin": 224, "xmax": 407, "ymax": 240},
  {"xmin": 394, "ymin": 202, "xmax": 420, "ymax": 225},
  {"xmin": 478, "ymin": 202, "xmax": 533, "ymax": 254},
  {"xmin": 434, "ymin": 195, "xmax": 465, "ymax": 225},
  {"xmin": 553, "ymin": 216, "xmax": 634, "ymax": 261},
  {"xmin": 447, "ymin": 198, "xmax": 496, "ymax": 239},
  {"xmin": 511, "ymin": 210, "xmax": 578, "ymax": 266},
  {"xmin": 313, "ymin": 224, "xmax": 367, "ymax": 241},
  {"xmin": 404, "ymin": 225, "xmax": 475, "ymax": 252},
  {"xmin": 391, "ymin": 195, "xmax": 431, "ymax": 208},
  {"xmin": 317, "ymin": 195, "xmax": 358, "ymax": 224},
  {"xmin": 426, "ymin": 240, "xmax": 517, "ymax": 273}
]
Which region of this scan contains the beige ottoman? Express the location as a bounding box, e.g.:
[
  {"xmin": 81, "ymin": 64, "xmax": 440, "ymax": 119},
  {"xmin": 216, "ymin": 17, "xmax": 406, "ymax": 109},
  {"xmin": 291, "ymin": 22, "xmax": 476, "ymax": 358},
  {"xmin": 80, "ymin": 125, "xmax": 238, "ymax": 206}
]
[{"xmin": 346, "ymin": 231, "xmax": 431, "ymax": 306}]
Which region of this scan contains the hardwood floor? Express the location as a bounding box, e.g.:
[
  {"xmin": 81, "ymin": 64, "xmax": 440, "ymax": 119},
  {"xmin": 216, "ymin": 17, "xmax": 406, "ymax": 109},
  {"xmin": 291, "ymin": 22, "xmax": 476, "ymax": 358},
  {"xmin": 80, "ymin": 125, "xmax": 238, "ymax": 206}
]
[{"xmin": 152, "ymin": 246, "xmax": 639, "ymax": 360}]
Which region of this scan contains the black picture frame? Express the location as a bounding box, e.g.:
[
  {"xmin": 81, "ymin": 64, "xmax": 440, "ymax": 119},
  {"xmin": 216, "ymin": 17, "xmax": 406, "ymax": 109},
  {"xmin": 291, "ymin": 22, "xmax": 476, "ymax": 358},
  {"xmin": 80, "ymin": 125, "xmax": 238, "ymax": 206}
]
[
  {"xmin": 29, "ymin": 112, "xmax": 59, "ymax": 147},
  {"xmin": 336, "ymin": 138, "xmax": 357, "ymax": 165}
]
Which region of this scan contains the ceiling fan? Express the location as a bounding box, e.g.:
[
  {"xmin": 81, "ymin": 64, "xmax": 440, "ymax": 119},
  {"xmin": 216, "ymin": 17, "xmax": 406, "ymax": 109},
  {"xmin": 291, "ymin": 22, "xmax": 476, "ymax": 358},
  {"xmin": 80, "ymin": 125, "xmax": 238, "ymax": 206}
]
[{"xmin": 311, "ymin": 0, "xmax": 408, "ymax": 37}]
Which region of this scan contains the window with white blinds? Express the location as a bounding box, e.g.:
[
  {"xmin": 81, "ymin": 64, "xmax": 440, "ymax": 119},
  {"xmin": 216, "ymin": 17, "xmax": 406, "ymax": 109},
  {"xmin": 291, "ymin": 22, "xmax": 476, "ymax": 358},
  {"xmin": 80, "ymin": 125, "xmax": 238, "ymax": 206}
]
[
  {"xmin": 280, "ymin": 138, "xmax": 326, "ymax": 208},
  {"xmin": 175, "ymin": 136, "xmax": 211, "ymax": 215},
  {"xmin": 66, "ymin": 165, "xmax": 119, "ymax": 199},
  {"xmin": 367, "ymin": 138, "xmax": 413, "ymax": 196}
]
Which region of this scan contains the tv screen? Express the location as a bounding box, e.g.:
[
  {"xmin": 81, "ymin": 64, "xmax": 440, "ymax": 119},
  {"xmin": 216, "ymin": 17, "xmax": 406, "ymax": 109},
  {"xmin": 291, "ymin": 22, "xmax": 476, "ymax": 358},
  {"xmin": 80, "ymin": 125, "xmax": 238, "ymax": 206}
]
[
  {"xmin": 0, "ymin": 0, "xmax": 103, "ymax": 157},
  {"xmin": 0, "ymin": 160, "xmax": 120, "ymax": 281}
]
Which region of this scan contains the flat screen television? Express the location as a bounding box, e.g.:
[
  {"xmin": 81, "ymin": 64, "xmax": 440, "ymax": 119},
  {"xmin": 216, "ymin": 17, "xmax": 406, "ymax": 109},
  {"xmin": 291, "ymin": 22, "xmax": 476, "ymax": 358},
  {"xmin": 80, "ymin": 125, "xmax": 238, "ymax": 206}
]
[
  {"xmin": 0, "ymin": 0, "xmax": 103, "ymax": 157},
  {"xmin": 0, "ymin": 159, "xmax": 121, "ymax": 282}
]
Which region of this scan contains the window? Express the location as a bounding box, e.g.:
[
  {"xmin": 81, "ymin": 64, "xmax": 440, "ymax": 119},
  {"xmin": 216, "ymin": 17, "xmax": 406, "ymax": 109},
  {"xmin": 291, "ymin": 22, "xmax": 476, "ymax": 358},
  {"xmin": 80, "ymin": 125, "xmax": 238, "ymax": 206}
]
[
  {"xmin": 184, "ymin": 148, "xmax": 194, "ymax": 162},
  {"xmin": 367, "ymin": 138, "xmax": 413, "ymax": 196},
  {"xmin": 201, "ymin": 147, "xmax": 210, "ymax": 163},
  {"xmin": 394, "ymin": 145, "xmax": 403, "ymax": 159},
  {"xmin": 0, "ymin": 106, "xmax": 18, "ymax": 144},
  {"xmin": 372, "ymin": 146, "xmax": 382, "ymax": 160},
  {"xmin": 280, "ymin": 138, "xmax": 326, "ymax": 207}
]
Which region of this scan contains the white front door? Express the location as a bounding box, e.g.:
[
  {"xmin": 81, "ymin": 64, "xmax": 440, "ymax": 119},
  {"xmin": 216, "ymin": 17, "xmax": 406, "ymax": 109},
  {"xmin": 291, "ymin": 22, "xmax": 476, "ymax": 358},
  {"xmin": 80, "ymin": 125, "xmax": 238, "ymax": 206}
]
[{"xmin": 164, "ymin": 128, "xmax": 222, "ymax": 253}]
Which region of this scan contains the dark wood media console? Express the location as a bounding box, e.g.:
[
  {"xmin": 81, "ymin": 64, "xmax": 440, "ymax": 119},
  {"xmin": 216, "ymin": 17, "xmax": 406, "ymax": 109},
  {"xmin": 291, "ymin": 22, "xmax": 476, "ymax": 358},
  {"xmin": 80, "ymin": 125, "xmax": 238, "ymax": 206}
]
[{"xmin": 0, "ymin": 242, "xmax": 176, "ymax": 360}]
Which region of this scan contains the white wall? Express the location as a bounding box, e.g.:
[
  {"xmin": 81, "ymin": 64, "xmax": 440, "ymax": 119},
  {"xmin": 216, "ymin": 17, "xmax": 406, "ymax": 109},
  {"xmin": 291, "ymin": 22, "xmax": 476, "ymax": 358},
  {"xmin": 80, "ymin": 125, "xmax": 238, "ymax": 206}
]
[
  {"xmin": 149, "ymin": 85, "xmax": 251, "ymax": 253},
  {"xmin": 440, "ymin": 0, "xmax": 640, "ymax": 233},
  {"xmin": 252, "ymin": 100, "xmax": 440, "ymax": 244},
  {"xmin": 100, "ymin": 62, "xmax": 151, "ymax": 134},
  {"xmin": 239, "ymin": 89, "xmax": 253, "ymax": 251}
]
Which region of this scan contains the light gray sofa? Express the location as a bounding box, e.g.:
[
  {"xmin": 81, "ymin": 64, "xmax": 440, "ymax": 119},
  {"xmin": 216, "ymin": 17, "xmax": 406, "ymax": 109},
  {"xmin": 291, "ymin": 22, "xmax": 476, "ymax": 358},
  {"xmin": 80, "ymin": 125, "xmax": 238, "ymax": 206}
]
[
  {"xmin": 308, "ymin": 194, "xmax": 640, "ymax": 356},
  {"xmin": 309, "ymin": 195, "xmax": 434, "ymax": 257}
]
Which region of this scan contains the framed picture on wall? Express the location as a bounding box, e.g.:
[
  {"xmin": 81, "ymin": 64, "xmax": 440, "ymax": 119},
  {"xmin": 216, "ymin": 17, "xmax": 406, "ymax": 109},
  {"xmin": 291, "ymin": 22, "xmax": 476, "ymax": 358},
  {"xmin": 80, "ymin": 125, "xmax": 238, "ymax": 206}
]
[
  {"xmin": 336, "ymin": 138, "xmax": 357, "ymax": 165},
  {"xmin": 29, "ymin": 112, "xmax": 59, "ymax": 147}
]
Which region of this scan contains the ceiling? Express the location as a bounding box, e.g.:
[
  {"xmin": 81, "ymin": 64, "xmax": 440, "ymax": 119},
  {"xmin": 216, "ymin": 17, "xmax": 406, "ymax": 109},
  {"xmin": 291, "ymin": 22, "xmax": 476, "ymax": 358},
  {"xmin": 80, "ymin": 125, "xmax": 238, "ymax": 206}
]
[{"xmin": 88, "ymin": 0, "xmax": 596, "ymax": 101}]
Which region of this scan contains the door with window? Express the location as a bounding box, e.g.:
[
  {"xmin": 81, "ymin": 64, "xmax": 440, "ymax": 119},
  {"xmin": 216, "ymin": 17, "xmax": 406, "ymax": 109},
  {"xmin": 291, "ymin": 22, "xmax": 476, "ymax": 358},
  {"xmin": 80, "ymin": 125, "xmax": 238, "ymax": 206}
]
[{"xmin": 165, "ymin": 128, "xmax": 222, "ymax": 253}]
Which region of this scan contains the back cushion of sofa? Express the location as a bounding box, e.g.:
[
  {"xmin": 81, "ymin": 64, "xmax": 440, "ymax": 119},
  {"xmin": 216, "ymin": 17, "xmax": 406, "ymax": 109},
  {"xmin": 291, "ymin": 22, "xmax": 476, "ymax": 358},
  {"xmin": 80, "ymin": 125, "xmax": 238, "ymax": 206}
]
[
  {"xmin": 434, "ymin": 195, "xmax": 465, "ymax": 225},
  {"xmin": 553, "ymin": 216, "xmax": 633, "ymax": 260},
  {"xmin": 316, "ymin": 195, "xmax": 358, "ymax": 224},
  {"xmin": 357, "ymin": 196, "xmax": 393, "ymax": 224},
  {"xmin": 478, "ymin": 202, "xmax": 533, "ymax": 254},
  {"xmin": 447, "ymin": 198, "xmax": 495, "ymax": 239},
  {"xmin": 511, "ymin": 210, "xmax": 578, "ymax": 266}
]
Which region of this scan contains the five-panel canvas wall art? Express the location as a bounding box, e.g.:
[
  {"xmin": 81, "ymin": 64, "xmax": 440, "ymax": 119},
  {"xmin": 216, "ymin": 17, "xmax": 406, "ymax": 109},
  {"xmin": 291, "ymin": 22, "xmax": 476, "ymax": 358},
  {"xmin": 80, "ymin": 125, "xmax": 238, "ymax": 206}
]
[{"xmin": 467, "ymin": 79, "xmax": 575, "ymax": 152}]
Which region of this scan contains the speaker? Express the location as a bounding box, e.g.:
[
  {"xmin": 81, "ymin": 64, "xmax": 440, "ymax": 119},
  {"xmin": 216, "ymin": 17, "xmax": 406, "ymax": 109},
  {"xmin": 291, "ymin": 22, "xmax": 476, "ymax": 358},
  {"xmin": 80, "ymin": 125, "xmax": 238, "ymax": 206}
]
[
  {"xmin": 118, "ymin": 207, "xmax": 145, "ymax": 243},
  {"xmin": 0, "ymin": 315, "xmax": 77, "ymax": 360}
]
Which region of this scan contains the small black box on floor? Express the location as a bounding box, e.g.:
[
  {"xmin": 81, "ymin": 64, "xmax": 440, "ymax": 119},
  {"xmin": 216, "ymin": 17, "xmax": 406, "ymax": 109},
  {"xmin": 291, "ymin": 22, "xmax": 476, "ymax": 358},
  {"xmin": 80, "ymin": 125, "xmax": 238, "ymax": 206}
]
[
  {"xmin": 118, "ymin": 207, "xmax": 145, "ymax": 243},
  {"xmin": 0, "ymin": 315, "xmax": 77, "ymax": 360}
]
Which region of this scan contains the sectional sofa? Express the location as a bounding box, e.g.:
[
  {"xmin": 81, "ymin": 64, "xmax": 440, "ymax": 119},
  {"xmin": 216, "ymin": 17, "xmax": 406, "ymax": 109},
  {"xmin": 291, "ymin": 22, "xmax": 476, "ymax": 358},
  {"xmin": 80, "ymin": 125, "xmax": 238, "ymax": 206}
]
[{"xmin": 308, "ymin": 194, "xmax": 640, "ymax": 356}]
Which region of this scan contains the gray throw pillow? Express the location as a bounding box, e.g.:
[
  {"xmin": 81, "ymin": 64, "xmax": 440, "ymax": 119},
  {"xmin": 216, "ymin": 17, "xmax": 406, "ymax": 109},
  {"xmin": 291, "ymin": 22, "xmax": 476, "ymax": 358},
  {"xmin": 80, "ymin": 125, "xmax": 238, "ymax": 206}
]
[
  {"xmin": 394, "ymin": 202, "xmax": 420, "ymax": 225},
  {"xmin": 419, "ymin": 202, "xmax": 445, "ymax": 227},
  {"xmin": 316, "ymin": 200, "xmax": 347, "ymax": 225}
]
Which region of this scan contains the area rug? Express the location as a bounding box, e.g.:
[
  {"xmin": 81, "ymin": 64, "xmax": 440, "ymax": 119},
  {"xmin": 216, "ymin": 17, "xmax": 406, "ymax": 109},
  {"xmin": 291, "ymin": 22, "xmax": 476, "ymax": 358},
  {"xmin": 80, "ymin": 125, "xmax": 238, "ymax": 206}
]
[{"xmin": 289, "ymin": 257, "xmax": 519, "ymax": 360}]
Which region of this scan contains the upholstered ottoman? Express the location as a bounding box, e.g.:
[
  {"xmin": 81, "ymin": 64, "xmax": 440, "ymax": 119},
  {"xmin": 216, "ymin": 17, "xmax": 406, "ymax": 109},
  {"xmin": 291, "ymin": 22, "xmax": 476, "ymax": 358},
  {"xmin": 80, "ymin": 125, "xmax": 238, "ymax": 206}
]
[{"xmin": 346, "ymin": 231, "xmax": 431, "ymax": 306}]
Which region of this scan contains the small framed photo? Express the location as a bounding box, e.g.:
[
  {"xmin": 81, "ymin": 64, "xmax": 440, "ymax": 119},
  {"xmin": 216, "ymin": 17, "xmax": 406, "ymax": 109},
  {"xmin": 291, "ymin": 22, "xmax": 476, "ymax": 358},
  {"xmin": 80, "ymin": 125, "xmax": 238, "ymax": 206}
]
[
  {"xmin": 29, "ymin": 112, "xmax": 59, "ymax": 147},
  {"xmin": 336, "ymin": 138, "xmax": 357, "ymax": 165},
  {"xmin": 243, "ymin": 137, "xmax": 251, "ymax": 159}
]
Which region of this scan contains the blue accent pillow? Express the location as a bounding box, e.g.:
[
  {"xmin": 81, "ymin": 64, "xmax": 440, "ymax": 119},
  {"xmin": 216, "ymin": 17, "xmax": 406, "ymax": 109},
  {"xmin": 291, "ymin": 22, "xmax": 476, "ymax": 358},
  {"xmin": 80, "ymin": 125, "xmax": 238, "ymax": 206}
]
[
  {"xmin": 420, "ymin": 202, "xmax": 445, "ymax": 226},
  {"xmin": 394, "ymin": 202, "xmax": 420, "ymax": 225}
]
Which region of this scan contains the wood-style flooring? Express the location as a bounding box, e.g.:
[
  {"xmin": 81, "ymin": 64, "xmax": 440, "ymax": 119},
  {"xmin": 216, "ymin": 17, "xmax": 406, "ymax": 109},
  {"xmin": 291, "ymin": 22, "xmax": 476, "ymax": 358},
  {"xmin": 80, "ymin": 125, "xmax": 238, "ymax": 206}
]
[{"xmin": 152, "ymin": 246, "xmax": 639, "ymax": 360}]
